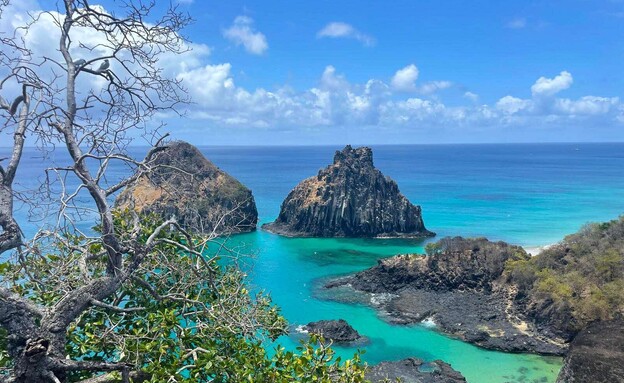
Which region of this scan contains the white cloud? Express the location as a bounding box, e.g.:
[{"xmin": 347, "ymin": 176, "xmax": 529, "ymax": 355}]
[
  {"xmin": 496, "ymin": 96, "xmax": 531, "ymax": 114},
  {"xmin": 531, "ymin": 71, "xmax": 573, "ymax": 97},
  {"xmin": 223, "ymin": 16, "xmax": 268, "ymax": 55},
  {"xmin": 464, "ymin": 91, "xmax": 479, "ymax": 102},
  {"xmin": 419, "ymin": 81, "xmax": 452, "ymax": 95},
  {"xmin": 6, "ymin": 0, "xmax": 622, "ymax": 142},
  {"xmin": 317, "ymin": 22, "xmax": 375, "ymax": 46},
  {"xmin": 391, "ymin": 64, "xmax": 419, "ymax": 92},
  {"xmin": 320, "ymin": 65, "xmax": 349, "ymax": 90},
  {"xmin": 506, "ymin": 18, "xmax": 526, "ymax": 29},
  {"xmin": 175, "ymin": 64, "xmax": 623, "ymax": 139},
  {"xmin": 554, "ymin": 96, "xmax": 619, "ymax": 115}
]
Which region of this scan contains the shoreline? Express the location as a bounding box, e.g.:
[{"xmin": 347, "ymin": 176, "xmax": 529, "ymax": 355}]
[{"xmin": 522, "ymin": 244, "xmax": 555, "ymax": 256}]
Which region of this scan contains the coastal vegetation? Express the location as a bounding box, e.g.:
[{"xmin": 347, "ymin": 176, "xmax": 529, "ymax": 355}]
[
  {"xmin": 506, "ymin": 216, "xmax": 624, "ymax": 337},
  {"xmin": 0, "ymin": 212, "xmax": 367, "ymax": 382}
]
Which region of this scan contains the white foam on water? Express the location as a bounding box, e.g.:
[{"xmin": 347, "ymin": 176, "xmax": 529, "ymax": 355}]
[
  {"xmin": 295, "ymin": 325, "xmax": 308, "ymax": 334},
  {"xmin": 421, "ymin": 317, "xmax": 437, "ymax": 328}
]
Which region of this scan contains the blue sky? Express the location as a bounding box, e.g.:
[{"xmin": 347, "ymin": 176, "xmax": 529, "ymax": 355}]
[{"xmin": 7, "ymin": 0, "xmax": 624, "ymax": 144}]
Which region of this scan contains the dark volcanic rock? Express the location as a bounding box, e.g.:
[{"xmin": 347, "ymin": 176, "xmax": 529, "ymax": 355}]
[
  {"xmin": 343, "ymin": 237, "xmax": 528, "ymax": 293},
  {"xmin": 366, "ymin": 358, "xmax": 466, "ymax": 383},
  {"xmin": 325, "ymin": 237, "xmax": 567, "ymax": 355},
  {"xmin": 556, "ymin": 319, "xmax": 624, "ymax": 383},
  {"xmin": 115, "ymin": 141, "xmax": 257, "ymax": 235},
  {"xmin": 262, "ymin": 145, "xmax": 434, "ymax": 238},
  {"xmin": 303, "ymin": 319, "xmax": 362, "ymax": 343}
]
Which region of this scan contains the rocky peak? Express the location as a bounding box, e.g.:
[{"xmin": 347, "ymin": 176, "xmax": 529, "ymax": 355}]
[
  {"xmin": 115, "ymin": 141, "xmax": 258, "ymax": 235},
  {"xmin": 332, "ymin": 145, "xmax": 374, "ymax": 169},
  {"xmin": 262, "ymin": 145, "xmax": 434, "ymax": 238}
]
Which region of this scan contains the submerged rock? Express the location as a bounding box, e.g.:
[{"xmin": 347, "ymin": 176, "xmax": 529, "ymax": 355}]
[
  {"xmin": 303, "ymin": 319, "xmax": 362, "ymax": 343},
  {"xmin": 262, "ymin": 145, "xmax": 434, "ymax": 238},
  {"xmin": 556, "ymin": 319, "xmax": 624, "ymax": 383},
  {"xmin": 115, "ymin": 141, "xmax": 257, "ymax": 235},
  {"xmin": 366, "ymin": 358, "xmax": 466, "ymax": 383}
]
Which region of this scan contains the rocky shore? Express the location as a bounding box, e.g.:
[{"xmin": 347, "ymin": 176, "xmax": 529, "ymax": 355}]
[
  {"xmin": 556, "ymin": 319, "xmax": 624, "ymax": 383},
  {"xmin": 325, "ymin": 237, "xmax": 567, "ymax": 355},
  {"xmin": 262, "ymin": 145, "xmax": 434, "ymax": 238},
  {"xmin": 366, "ymin": 358, "xmax": 466, "ymax": 383}
]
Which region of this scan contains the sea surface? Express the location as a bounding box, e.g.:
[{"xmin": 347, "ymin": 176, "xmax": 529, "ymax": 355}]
[{"xmin": 8, "ymin": 143, "xmax": 624, "ymax": 383}]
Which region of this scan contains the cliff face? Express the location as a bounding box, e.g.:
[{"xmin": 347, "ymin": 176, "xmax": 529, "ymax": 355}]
[
  {"xmin": 262, "ymin": 145, "xmax": 433, "ymax": 238},
  {"xmin": 115, "ymin": 141, "xmax": 257, "ymax": 235},
  {"xmin": 556, "ymin": 319, "xmax": 624, "ymax": 383}
]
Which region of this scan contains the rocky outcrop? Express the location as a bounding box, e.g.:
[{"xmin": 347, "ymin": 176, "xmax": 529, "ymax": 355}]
[
  {"xmin": 366, "ymin": 358, "xmax": 466, "ymax": 383},
  {"xmin": 303, "ymin": 319, "xmax": 362, "ymax": 343},
  {"xmin": 325, "ymin": 237, "xmax": 567, "ymax": 355},
  {"xmin": 340, "ymin": 237, "xmax": 527, "ymax": 293},
  {"xmin": 556, "ymin": 319, "xmax": 624, "ymax": 383},
  {"xmin": 262, "ymin": 145, "xmax": 434, "ymax": 238},
  {"xmin": 115, "ymin": 141, "xmax": 257, "ymax": 235}
]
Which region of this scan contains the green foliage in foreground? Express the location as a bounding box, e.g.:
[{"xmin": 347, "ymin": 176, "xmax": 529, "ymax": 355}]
[
  {"xmin": 506, "ymin": 216, "xmax": 624, "ymax": 333},
  {"xmin": 0, "ymin": 212, "xmax": 367, "ymax": 382}
]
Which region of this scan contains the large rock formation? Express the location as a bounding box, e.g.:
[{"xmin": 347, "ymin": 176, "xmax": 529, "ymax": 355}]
[
  {"xmin": 302, "ymin": 319, "xmax": 362, "ymax": 343},
  {"xmin": 115, "ymin": 141, "xmax": 257, "ymax": 235},
  {"xmin": 325, "ymin": 237, "xmax": 566, "ymax": 355},
  {"xmin": 366, "ymin": 358, "xmax": 466, "ymax": 383},
  {"xmin": 262, "ymin": 145, "xmax": 434, "ymax": 238},
  {"xmin": 556, "ymin": 319, "xmax": 624, "ymax": 383}
]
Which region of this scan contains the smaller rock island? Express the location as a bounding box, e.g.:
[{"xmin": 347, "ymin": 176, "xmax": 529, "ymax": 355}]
[
  {"xmin": 262, "ymin": 145, "xmax": 434, "ymax": 238},
  {"xmin": 115, "ymin": 141, "xmax": 258, "ymax": 235},
  {"xmin": 303, "ymin": 319, "xmax": 362, "ymax": 343}
]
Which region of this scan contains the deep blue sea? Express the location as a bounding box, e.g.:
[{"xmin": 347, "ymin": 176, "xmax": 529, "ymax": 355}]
[{"xmin": 7, "ymin": 143, "xmax": 624, "ymax": 382}]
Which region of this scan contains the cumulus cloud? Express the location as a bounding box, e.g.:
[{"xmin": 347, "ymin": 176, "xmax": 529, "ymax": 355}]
[
  {"xmin": 464, "ymin": 91, "xmax": 479, "ymax": 102},
  {"xmin": 317, "ymin": 22, "xmax": 375, "ymax": 46},
  {"xmin": 5, "ymin": 0, "xmax": 622, "ymax": 143},
  {"xmin": 496, "ymin": 95, "xmax": 532, "ymax": 114},
  {"xmin": 223, "ymin": 16, "xmax": 268, "ymax": 55},
  {"xmin": 531, "ymin": 71, "xmax": 573, "ymax": 97},
  {"xmin": 419, "ymin": 81, "xmax": 452, "ymax": 95},
  {"xmin": 391, "ymin": 64, "xmax": 419, "ymax": 92},
  {"xmin": 554, "ymin": 96, "xmax": 620, "ymax": 115},
  {"xmin": 173, "ymin": 63, "xmax": 623, "ymax": 140}
]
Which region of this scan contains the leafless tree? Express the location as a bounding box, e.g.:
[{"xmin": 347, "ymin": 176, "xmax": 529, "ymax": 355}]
[{"xmin": 0, "ymin": 1, "xmax": 241, "ymax": 382}]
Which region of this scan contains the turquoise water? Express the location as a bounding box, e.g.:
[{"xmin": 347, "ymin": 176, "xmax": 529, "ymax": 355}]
[{"xmin": 8, "ymin": 143, "xmax": 624, "ymax": 382}]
